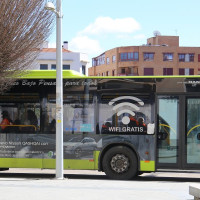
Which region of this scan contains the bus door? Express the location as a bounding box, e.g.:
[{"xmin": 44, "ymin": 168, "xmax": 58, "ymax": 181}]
[
  {"xmin": 157, "ymin": 95, "xmax": 200, "ymax": 169},
  {"xmin": 185, "ymin": 97, "xmax": 200, "ymax": 168},
  {"xmin": 157, "ymin": 96, "xmax": 180, "ymax": 168}
]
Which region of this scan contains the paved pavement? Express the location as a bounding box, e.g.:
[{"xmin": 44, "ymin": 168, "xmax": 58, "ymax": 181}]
[{"xmin": 0, "ymin": 168, "xmax": 199, "ymax": 200}]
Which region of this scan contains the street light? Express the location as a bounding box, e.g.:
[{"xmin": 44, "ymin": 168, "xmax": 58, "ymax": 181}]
[{"xmin": 45, "ymin": 1, "xmax": 64, "ymax": 179}]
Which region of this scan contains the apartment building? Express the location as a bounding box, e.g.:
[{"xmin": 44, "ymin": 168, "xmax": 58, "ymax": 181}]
[
  {"xmin": 89, "ymin": 35, "xmax": 200, "ymax": 76},
  {"xmin": 31, "ymin": 41, "xmax": 89, "ymax": 75}
]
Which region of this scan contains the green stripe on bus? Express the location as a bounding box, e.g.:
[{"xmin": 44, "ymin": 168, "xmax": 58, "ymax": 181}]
[
  {"xmin": 94, "ymin": 151, "xmax": 100, "ymax": 170},
  {"xmin": 140, "ymin": 160, "xmax": 155, "ymax": 171},
  {"xmin": 0, "ymin": 158, "xmax": 43, "ymax": 168},
  {"xmin": 13, "ymin": 70, "xmax": 200, "ymax": 79},
  {"xmin": 0, "ymin": 156, "xmax": 154, "ymax": 172},
  {"xmin": 43, "ymin": 151, "xmax": 100, "ymax": 170},
  {"xmin": 0, "ymin": 151, "xmax": 100, "ymax": 170},
  {"xmin": 0, "ymin": 158, "xmax": 96, "ymax": 170}
]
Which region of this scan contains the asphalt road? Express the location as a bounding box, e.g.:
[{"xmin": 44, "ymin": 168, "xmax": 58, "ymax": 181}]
[{"xmin": 0, "ymin": 169, "xmax": 199, "ymax": 200}]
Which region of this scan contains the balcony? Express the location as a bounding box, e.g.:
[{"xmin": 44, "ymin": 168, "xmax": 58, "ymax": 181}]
[{"xmin": 118, "ymin": 73, "xmax": 138, "ymax": 76}]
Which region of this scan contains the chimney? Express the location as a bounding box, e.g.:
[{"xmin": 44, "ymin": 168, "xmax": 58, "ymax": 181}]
[{"xmin": 63, "ymin": 41, "xmax": 68, "ymax": 50}]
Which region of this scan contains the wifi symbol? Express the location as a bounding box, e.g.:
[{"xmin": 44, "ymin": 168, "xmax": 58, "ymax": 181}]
[{"xmin": 109, "ymin": 96, "xmax": 144, "ymax": 125}]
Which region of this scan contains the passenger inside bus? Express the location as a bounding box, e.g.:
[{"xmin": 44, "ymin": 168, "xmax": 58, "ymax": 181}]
[
  {"xmin": 0, "ymin": 110, "xmax": 13, "ymax": 133},
  {"xmin": 22, "ymin": 110, "xmax": 38, "ymax": 132},
  {"xmin": 138, "ymin": 117, "xmax": 147, "ymax": 132}
]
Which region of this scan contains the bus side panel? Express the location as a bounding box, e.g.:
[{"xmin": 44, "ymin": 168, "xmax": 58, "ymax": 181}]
[{"xmin": 0, "ymin": 134, "xmax": 99, "ymax": 170}]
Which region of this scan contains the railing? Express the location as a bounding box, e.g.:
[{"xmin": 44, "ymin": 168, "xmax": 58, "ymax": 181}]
[
  {"xmin": 0, "ymin": 125, "xmax": 37, "ymax": 131},
  {"xmin": 118, "ymin": 73, "xmax": 138, "ymax": 76}
]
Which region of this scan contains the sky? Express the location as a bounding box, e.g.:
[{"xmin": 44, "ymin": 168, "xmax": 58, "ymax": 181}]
[{"xmin": 48, "ymin": 0, "xmax": 200, "ymax": 66}]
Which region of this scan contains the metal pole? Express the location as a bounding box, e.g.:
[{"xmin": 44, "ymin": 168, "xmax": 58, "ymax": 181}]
[{"xmin": 56, "ymin": 0, "xmax": 63, "ymax": 179}]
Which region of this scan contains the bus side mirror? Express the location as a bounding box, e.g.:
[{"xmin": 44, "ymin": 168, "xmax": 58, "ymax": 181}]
[{"xmin": 197, "ymin": 133, "xmax": 200, "ymax": 140}]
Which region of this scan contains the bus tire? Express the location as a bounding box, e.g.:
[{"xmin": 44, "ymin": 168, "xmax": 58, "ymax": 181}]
[{"xmin": 102, "ymin": 146, "xmax": 138, "ymax": 180}]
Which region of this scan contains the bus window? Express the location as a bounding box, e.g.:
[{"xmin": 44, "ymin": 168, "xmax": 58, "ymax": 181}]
[
  {"xmin": 157, "ymin": 96, "xmax": 179, "ymax": 164},
  {"xmin": 187, "ymin": 98, "xmax": 200, "ymax": 164},
  {"xmin": 45, "ymin": 95, "xmax": 56, "ymax": 132},
  {"xmin": 63, "ymin": 94, "xmax": 95, "ymax": 134},
  {"xmin": 0, "ymin": 103, "xmax": 40, "ymax": 133},
  {"xmin": 0, "ymin": 94, "xmax": 40, "ymax": 133}
]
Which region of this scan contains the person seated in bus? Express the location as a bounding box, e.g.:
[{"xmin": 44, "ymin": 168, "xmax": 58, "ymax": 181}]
[
  {"xmin": 138, "ymin": 117, "xmax": 147, "ymax": 133},
  {"xmin": 0, "ymin": 110, "xmax": 13, "ymax": 133},
  {"xmin": 23, "ymin": 110, "xmax": 38, "ymax": 132},
  {"xmin": 101, "ymin": 121, "xmax": 112, "ymax": 134},
  {"xmin": 128, "ymin": 115, "xmax": 139, "ymax": 127}
]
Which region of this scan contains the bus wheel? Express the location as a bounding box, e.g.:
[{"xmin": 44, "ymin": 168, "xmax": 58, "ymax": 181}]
[{"xmin": 102, "ymin": 146, "xmax": 138, "ymax": 180}]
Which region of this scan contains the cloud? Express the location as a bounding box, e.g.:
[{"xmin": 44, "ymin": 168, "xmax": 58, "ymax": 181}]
[
  {"xmin": 69, "ymin": 36, "xmax": 103, "ymax": 55},
  {"xmin": 48, "ymin": 42, "xmax": 56, "ymax": 48},
  {"xmin": 67, "ymin": 16, "xmax": 142, "ymax": 65},
  {"xmin": 80, "ymin": 17, "xmax": 141, "ymax": 35}
]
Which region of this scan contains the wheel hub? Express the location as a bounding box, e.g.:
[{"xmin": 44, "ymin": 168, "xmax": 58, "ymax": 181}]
[{"xmin": 110, "ymin": 154, "xmax": 129, "ymax": 173}]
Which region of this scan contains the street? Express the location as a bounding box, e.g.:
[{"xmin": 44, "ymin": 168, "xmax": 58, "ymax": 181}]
[{"xmin": 0, "ymin": 169, "xmax": 199, "ymax": 200}]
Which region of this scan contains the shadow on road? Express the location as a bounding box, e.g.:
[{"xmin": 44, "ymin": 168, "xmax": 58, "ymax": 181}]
[
  {"xmin": 0, "ymin": 171, "xmax": 200, "ymax": 183},
  {"xmin": 135, "ymin": 175, "xmax": 200, "ymax": 183},
  {"xmin": 0, "ymin": 172, "xmax": 108, "ymax": 180}
]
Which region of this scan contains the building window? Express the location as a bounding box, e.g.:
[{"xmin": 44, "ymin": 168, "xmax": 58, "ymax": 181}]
[
  {"xmin": 40, "ymin": 64, "xmax": 48, "ymax": 70},
  {"xmin": 106, "ymin": 57, "xmax": 109, "ymax": 64},
  {"xmin": 128, "ymin": 52, "xmax": 134, "ymax": 60},
  {"xmin": 112, "ymin": 70, "xmax": 115, "ymax": 76},
  {"xmin": 143, "ymin": 53, "xmax": 154, "ymax": 61},
  {"xmin": 112, "ymin": 55, "xmax": 116, "ymax": 63},
  {"xmin": 51, "ymin": 64, "xmax": 56, "ymax": 70},
  {"xmin": 179, "ymin": 68, "xmax": 194, "ymax": 75},
  {"xmin": 163, "ymin": 68, "xmax": 173, "ymax": 75},
  {"xmin": 198, "ymin": 54, "xmax": 200, "ymax": 62},
  {"xmin": 106, "ymin": 71, "xmax": 109, "ymax": 76},
  {"xmin": 120, "ymin": 52, "xmax": 139, "ymax": 61},
  {"xmin": 82, "ymin": 65, "xmax": 86, "ymax": 75},
  {"xmin": 92, "ymin": 54, "xmax": 105, "ymax": 66},
  {"xmin": 144, "ymin": 68, "xmax": 154, "ymax": 75},
  {"xmin": 51, "ymin": 64, "xmax": 70, "ymax": 70},
  {"xmin": 121, "ymin": 68, "xmax": 125, "ymax": 74},
  {"xmin": 163, "ymin": 53, "xmax": 173, "ymax": 61},
  {"xmin": 120, "ymin": 53, "xmax": 127, "ymax": 61},
  {"xmin": 63, "ymin": 65, "xmax": 70, "ymax": 70},
  {"xmin": 188, "ymin": 54, "xmax": 194, "ymax": 62},
  {"xmin": 179, "ymin": 54, "xmax": 194, "ymax": 62},
  {"xmin": 92, "ymin": 58, "xmax": 97, "ymax": 67},
  {"xmin": 179, "ymin": 54, "xmax": 185, "ymax": 62},
  {"xmin": 133, "ymin": 52, "xmax": 139, "ymax": 60}
]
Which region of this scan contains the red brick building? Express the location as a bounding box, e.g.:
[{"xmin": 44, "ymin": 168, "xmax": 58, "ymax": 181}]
[{"xmin": 89, "ymin": 35, "xmax": 200, "ymax": 76}]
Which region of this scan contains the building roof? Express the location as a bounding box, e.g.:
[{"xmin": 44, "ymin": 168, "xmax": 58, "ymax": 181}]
[{"xmin": 41, "ymin": 48, "xmax": 71, "ymax": 53}]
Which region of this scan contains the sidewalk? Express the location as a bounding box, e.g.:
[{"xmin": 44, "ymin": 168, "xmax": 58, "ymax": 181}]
[{"xmin": 0, "ymin": 169, "xmax": 199, "ymax": 200}]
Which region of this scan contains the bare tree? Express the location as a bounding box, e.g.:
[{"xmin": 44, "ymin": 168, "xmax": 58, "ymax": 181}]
[{"xmin": 0, "ymin": 0, "xmax": 55, "ymax": 93}]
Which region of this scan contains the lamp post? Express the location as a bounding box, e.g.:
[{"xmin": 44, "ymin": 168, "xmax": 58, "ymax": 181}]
[{"xmin": 45, "ymin": 1, "xmax": 63, "ymax": 179}]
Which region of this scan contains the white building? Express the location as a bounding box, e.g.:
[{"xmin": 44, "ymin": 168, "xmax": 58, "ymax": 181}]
[{"xmin": 32, "ymin": 41, "xmax": 89, "ymax": 75}]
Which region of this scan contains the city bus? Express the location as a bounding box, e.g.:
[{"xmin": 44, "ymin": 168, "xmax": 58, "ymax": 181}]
[{"xmin": 0, "ymin": 70, "xmax": 200, "ymax": 180}]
